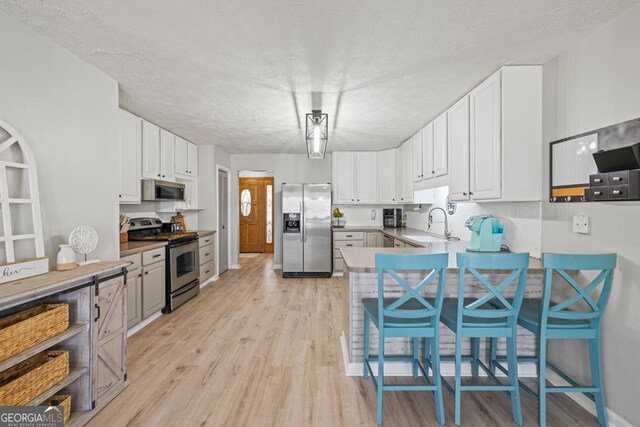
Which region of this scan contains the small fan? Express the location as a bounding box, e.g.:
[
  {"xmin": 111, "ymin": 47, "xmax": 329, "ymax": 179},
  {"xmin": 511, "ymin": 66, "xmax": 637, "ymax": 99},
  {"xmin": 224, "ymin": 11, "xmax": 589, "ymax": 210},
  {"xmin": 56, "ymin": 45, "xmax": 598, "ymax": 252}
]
[{"xmin": 69, "ymin": 226, "xmax": 100, "ymax": 266}]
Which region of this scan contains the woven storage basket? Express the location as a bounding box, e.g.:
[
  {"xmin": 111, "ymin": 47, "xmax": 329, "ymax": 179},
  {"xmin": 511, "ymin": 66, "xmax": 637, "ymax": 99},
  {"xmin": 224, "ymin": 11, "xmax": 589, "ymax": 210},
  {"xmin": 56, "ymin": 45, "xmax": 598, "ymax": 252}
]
[
  {"xmin": 0, "ymin": 303, "xmax": 69, "ymax": 362},
  {"xmin": 42, "ymin": 394, "xmax": 71, "ymax": 424},
  {"xmin": 0, "ymin": 350, "xmax": 69, "ymax": 405}
]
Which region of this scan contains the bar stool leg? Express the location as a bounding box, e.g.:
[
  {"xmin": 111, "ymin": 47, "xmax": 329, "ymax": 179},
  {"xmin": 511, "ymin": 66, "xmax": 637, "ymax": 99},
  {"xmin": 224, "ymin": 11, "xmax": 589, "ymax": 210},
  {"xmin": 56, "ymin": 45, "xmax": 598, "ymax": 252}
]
[
  {"xmin": 471, "ymin": 338, "xmax": 480, "ymax": 379},
  {"xmin": 363, "ymin": 311, "xmax": 370, "ymax": 379},
  {"xmin": 412, "ymin": 337, "xmax": 419, "ymax": 378},
  {"xmin": 454, "ymin": 335, "xmax": 463, "ymax": 425},
  {"xmin": 489, "ymin": 337, "xmax": 498, "ymax": 375},
  {"xmin": 589, "ymin": 335, "xmax": 608, "ymax": 426},
  {"xmin": 424, "ymin": 338, "xmax": 431, "ymax": 378},
  {"xmin": 538, "ymin": 334, "xmax": 548, "ymax": 427},
  {"xmin": 432, "ymin": 333, "xmax": 445, "ymax": 425},
  {"xmin": 377, "ymin": 331, "xmax": 385, "ymax": 425},
  {"xmin": 507, "ymin": 334, "xmax": 523, "ymax": 425}
]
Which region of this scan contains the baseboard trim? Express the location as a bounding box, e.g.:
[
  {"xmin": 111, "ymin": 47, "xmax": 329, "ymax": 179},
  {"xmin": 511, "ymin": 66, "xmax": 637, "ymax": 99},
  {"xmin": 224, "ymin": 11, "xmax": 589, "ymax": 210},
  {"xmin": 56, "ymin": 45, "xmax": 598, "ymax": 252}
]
[
  {"xmin": 273, "ymin": 264, "xmax": 282, "ymax": 270},
  {"xmin": 230, "ymin": 264, "xmax": 241, "ymax": 270},
  {"xmin": 199, "ymin": 276, "xmax": 218, "ymax": 289},
  {"xmin": 340, "ymin": 331, "xmax": 536, "ymax": 378},
  {"xmin": 546, "ymin": 370, "xmax": 633, "ymax": 427},
  {"xmin": 332, "ymin": 271, "xmax": 344, "ymax": 277},
  {"xmin": 127, "ymin": 311, "xmax": 162, "ymax": 337}
]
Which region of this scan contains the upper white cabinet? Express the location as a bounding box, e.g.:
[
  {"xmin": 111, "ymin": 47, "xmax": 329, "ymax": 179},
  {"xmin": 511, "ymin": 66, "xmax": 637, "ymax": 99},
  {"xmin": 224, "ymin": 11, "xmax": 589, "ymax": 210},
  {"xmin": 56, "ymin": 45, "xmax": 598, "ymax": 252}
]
[
  {"xmin": 448, "ymin": 96, "xmax": 471, "ymax": 201},
  {"xmin": 378, "ymin": 149, "xmax": 396, "ymax": 203},
  {"xmin": 118, "ymin": 109, "xmax": 142, "ymax": 203},
  {"xmin": 412, "ymin": 132, "xmax": 423, "ymax": 182},
  {"xmin": 142, "ymin": 120, "xmax": 161, "ymax": 180},
  {"xmin": 354, "ymin": 152, "xmax": 377, "ymax": 203},
  {"xmin": 401, "ymin": 139, "xmax": 414, "ymax": 203},
  {"xmin": 332, "ymin": 152, "xmax": 377, "ymax": 204},
  {"xmin": 160, "ymin": 129, "xmax": 175, "ymax": 182},
  {"xmin": 395, "ymin": 148, "xmax": 404, "ymax": 203},
  {"xmin": 421, "ymin": 123, "xmax": 434, "ymax": 181},
  {"xmin": 175, "ymin": 136, "xmax": 198, "ymax": 179},
  {"xmin": 432, "ymin": 112, "xmax": 448, "ymax": 177},
  {"xmin": 332, "ymin": 152, "xmax": 356, "ymax": 203},
  {"xmin": 469, "ymin": 70, "xmax": 501, "ymax": 200},
  {"xmin": 449, "ymin": 66, "xmax": 542, "ymax": 202}
]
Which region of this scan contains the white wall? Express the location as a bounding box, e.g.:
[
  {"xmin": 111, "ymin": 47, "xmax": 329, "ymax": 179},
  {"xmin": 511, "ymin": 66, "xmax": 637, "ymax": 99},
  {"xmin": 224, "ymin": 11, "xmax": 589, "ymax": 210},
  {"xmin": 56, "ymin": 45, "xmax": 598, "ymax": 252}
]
[
  {"xmin": 542, "ymin": 5, "xmax": 640, "ymax": 425},
  {"xmin": 0, "ymin": 11, "xmax": 120, "ymax": 266},
  {"xmin": 229, "ymin": 154, "xmax": 332, "ymax": 267}
]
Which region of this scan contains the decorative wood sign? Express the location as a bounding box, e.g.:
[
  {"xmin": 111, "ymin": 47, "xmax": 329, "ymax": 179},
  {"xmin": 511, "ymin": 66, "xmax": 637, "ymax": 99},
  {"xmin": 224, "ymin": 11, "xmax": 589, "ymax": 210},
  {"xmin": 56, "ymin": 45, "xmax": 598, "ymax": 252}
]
[
  {"xmin": 550, "ymin": 117, "xmax": 640, "ymax": 202},
  {"xmin": 0, "ymin": 257, "xmax": 49, "ymax": 284},
  {"xmin": 0, "ymin": 119, "xmax": 47, "ymax": 282}
]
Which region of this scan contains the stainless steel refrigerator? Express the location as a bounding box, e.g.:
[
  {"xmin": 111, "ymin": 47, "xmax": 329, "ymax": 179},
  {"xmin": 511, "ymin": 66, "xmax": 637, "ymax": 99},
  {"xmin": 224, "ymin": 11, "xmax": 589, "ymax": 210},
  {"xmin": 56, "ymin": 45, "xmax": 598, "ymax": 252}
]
[{"xmin": 282, "ymin": 183, "xmax": 332, "ymax": 278}]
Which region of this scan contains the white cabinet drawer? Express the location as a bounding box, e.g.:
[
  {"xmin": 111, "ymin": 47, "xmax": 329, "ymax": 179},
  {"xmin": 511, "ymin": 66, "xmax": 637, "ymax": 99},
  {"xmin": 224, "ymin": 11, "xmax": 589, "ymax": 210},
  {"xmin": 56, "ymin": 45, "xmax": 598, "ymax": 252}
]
[
  {"xmin": 199, "ymin": 244, "xmax": 214, "ymax": 265},
  {"xmin": 142, "ymin": 247, "xmax": 165, "ymax": 266},
  {"xmin": 121, "ymin": 253, "xmax": 141, "ymax": 272},
  {"xmin": 199, "ymin": 235, "xmax": 215, "ymax": 247},
  {"xmin": 334, "ymin": 240, "xmax": 365, "ymax": 249},
  {"xmin": 334, "ymin": 231, "xmax": 365, "ymax": 241},
  {"xmin": 200, "ymin": 260, "xmax": 215, "ymax": 281}
]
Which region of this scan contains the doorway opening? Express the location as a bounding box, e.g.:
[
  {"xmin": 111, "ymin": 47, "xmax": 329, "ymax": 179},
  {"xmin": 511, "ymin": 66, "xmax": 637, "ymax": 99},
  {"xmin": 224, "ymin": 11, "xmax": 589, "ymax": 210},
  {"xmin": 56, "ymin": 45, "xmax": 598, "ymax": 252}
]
[
  {"xmin": 239, "ymin": 171, "xmax": 274, "ymax": 254},
  {"xmin": 217, "ymin": 167, "xmax": 230, "ymax": 275}
]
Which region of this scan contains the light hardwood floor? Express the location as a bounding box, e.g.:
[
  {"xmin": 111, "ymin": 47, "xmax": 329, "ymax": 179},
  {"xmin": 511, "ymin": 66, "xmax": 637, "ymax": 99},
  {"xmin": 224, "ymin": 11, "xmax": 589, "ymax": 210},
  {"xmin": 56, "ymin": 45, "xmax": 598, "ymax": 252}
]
[{"xmin": 89, "ymin": 254, "xmax": 599, "ymax": 426}]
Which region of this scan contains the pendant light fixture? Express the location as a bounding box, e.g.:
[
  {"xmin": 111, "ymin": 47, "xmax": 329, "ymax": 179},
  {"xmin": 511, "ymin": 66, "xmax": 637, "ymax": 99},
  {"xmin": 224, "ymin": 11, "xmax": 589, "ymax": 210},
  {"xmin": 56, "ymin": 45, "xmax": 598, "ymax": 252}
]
[{"xmin": 305, "ymin": 110, "xmax": 328, "ymax": 159}]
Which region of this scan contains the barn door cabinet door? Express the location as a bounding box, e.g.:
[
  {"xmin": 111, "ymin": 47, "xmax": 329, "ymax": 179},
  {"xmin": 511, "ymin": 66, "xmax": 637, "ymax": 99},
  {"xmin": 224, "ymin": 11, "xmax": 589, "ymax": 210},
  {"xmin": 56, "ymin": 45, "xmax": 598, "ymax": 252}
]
[{"xmin": 93, "ymin": 277, "xmax": 127, "ymax": 403}]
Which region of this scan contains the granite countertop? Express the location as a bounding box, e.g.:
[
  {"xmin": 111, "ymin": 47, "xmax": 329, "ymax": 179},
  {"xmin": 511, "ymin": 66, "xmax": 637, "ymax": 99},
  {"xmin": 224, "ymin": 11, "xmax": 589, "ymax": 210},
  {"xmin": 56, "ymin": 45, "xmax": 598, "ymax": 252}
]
[
  {"xmin": 195, "ymin": 230, "xmax": 216, "ymax": 237},
  {"xmin": 120, "ymin": 241, "xmax": 168, "ymax": 257}
]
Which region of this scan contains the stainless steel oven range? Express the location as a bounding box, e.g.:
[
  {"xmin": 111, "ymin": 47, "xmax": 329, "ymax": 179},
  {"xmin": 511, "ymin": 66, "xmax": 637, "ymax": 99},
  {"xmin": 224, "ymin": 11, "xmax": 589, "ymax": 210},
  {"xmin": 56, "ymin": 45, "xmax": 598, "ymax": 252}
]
[{"xmin": 127, "ymin": 217, "xmax": 200, "ymax": 313}]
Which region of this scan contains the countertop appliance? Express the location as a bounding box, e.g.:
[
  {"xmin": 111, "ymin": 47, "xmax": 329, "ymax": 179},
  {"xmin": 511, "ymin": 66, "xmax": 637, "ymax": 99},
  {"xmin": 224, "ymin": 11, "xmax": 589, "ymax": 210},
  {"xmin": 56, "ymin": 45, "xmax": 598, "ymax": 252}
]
[
  {"xmin": 465, "ymin": 215, "xmax": 504, "ymax": 252},
  {"xmin": 282, "ymin": 183, "xmax": 332, "ymax": 278},
  {"xmin": 383, "ymin": 208, "xmax": 402, "ymax": 228},
  {"xmin": 127, "ymin": 217, "xmax": 199, "ymax": 312},
  {"xmin": 142, "ymin": 179, "xmax": 185, "ymax": 201},
  {"xmin": 163, "ymin": 222, "xmax": 184, "ymax": 233}
]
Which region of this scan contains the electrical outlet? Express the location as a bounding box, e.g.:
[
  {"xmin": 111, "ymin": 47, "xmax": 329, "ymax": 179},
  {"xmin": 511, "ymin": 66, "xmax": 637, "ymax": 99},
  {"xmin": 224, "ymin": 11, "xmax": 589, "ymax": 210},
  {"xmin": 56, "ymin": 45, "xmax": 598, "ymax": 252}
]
[{"xmin": 572, "ymin": 215, "xmax": 590, "ymax": 234}]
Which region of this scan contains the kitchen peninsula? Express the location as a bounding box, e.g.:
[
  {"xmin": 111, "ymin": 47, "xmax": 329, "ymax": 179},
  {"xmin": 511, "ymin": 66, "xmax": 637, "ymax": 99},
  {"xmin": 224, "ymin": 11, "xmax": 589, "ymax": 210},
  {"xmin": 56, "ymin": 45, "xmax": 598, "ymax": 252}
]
[{"xmin": 339, "ymin": 233, "xmax": 544, "ymax": 376}]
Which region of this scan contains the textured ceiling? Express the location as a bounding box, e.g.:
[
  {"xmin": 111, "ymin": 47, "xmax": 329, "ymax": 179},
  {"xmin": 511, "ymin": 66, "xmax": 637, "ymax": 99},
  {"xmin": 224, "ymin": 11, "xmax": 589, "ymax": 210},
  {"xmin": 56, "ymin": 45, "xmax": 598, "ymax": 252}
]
[{"xmin": 1, "ymin": 1, "xmax": 637, "ymax": 153}]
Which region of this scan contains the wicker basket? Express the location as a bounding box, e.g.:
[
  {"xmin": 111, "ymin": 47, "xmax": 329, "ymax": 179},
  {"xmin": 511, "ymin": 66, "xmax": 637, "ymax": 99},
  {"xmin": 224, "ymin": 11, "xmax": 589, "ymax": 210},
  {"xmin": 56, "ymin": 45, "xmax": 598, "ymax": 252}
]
[
  {"xmin": 0, "ymin": 303, "xmax": 69, "ymax": 362},
  {"xmin": 0, "ymin": 350, "xmax": 70, "ymax": 406},
  {"xmin": 42, "ymin": 394, "xmax": 71, "ymax": 424}
]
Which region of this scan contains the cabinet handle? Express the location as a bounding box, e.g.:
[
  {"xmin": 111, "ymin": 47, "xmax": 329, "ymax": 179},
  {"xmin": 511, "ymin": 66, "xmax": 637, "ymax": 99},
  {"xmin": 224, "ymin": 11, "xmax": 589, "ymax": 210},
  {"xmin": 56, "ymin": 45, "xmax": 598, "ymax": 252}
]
[
  {"xmin": 157, "ymin": 174, "xmax": 161, "ymax": 177},
  {"xmin": 612, "ymin": 176, "xmax": 622, "ymax": 182},
  {"xmin": 119, "ymin": 194, "xmax": 121, "ymax": 198},
  {"xmin": 346, "ymin": 244, "xmax": 353, "ymax": 247},
  {"xmin": 469, "ymin": 192, "xmax": 474, "ymax": 195},
  {"xmin": 205, "ymin": 270, "xmax": 210, "ymax": 274},
  {"xmin": 162, "ymin": 174, "xmax": 165, "ymax": 178},
  {"xmin": 145, "ymin": 271, "xmax": 149, "ymax": 275},
  {"xmin": 94, "ymin": 304, "xmax": 100, "ymax": 322},
  {"xmin": 205, "ymin": 253, "xmax": 211, "ymax": 256},
  {"xmin": 462, "ymin": 192, "xmax": 467, "ymax": 196},
  {"xmin": 346, "ymin": 234, "xmax": 353, "ymax": 237},
  {"xmin": 152, "ymin": 254, "xmax": 162, "ymax": 258}
]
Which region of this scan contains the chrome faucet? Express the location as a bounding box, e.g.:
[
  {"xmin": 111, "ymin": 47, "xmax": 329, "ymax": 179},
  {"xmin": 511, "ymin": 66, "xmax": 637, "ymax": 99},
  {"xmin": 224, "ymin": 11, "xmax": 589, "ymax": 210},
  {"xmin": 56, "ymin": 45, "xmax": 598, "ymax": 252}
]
[{"xmin": 428, "ymin": 207, "xmax": 453, "ymax": 240}]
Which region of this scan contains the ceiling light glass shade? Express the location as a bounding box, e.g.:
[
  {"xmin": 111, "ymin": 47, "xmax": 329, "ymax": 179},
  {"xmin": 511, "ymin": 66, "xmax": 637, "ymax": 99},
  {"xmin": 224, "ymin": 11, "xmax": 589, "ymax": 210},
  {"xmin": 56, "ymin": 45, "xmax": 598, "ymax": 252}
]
[{"xmin": 305, "ymin": 110, "xmax": 328, "ymax": 159}]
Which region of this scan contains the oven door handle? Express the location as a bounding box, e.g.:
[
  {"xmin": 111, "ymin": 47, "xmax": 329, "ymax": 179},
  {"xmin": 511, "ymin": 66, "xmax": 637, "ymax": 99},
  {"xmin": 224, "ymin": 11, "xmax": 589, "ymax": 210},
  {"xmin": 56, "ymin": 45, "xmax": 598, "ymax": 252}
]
[{"xmin": 170, "ymin": 239, "xmax": 198, "ymax": 249}]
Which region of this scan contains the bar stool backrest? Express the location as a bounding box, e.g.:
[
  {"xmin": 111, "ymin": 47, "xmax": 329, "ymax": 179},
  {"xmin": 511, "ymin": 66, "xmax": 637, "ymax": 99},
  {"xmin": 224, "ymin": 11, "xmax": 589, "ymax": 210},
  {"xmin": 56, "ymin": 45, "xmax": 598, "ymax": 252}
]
[
  {"xmin": 456, "ymin": 252, "xmax": 530, "ymax": 327},
  {"xmin": 541, "ymin": 253, "xmax": 617, "ymax": 325},
  {"xmin": 375, "ymin": 253, "xmax": 448, "ymax": 328}
]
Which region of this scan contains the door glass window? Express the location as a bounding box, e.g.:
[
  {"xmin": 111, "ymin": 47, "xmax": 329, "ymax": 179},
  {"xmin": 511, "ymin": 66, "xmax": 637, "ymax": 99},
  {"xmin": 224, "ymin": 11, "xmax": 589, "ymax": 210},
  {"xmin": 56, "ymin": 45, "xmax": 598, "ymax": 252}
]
[
  {"xmin": 266, "ymin": 184, "xmax": 273, "ymax": 243},
  {"xmin": 240, "ymin": 189, "xmax": 251, "ymax": 216}
]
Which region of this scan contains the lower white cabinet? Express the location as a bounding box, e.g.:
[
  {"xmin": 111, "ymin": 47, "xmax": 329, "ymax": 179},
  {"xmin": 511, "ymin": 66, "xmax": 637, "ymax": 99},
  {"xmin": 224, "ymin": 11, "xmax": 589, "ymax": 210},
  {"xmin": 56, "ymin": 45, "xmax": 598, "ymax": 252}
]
[
  {"xmin": 199, "ymin": 235, "xmax": 216, "ymax": 283},
  {"xmin": 366, "ymin": 232, "xmax": 384, "ymax": 247},
  {"xmin": 393, "ymin": 238, "xmax": 407, "ymax": 248},
  {"xmin": 122, "ymin": 249, "xmax": 166, "ymax": 329},
  {"xmin": 333, "ymin": 231, "xmax": 365, "ymax": 273}
]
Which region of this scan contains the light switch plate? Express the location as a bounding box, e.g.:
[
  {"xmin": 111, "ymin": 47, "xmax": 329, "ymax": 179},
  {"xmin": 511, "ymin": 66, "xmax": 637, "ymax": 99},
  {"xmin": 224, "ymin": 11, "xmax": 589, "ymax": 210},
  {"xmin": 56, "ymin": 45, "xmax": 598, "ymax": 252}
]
[{"xmin": 572, "ymin": 215, "xmax": 590, "ymax": 234}]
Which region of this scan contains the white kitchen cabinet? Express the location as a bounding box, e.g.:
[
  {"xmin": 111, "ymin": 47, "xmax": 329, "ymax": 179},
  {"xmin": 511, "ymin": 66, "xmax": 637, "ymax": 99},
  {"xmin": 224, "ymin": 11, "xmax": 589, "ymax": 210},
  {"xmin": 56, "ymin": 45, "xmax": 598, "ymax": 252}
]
[
  {"xmin": 378, "ymin": 149, "xmax": 396, "ymax": 203},
  {"xmin": 188, "ymin": 143, "xmax": 198, "ymax": 178},
  {"xmin": 402, "ymin": 139, "xmax": 414, "ymax": 203},
  {"xmin": 367, "ymin": 232, "xmax": 384, "ymax": 247},
  {"xmin": 470, "ymin": 70, "xmax": 501, "ymax": 200},
  {"xmin": 354, "ymin": 152, "xmax": 377, "ymax": 203},
  {"xmin": 448, "ymin": 96, "xmax": 471, "ymax": 201},
  {"xmin": 142, "ymin": 120, "xmax": 161, "ymax": 180},
  {"xmin": 118, "ymin": 109, "xmax": 142, "ymax": 203},
  {"xmin": 332, "ymin": 152, "xmax": 356, "ymax": 203},
  {"xmin": 433, "ymin": 111, "xmax": 448, "ymax": 177},
  {"xmin": 142, "ymin": 261, "xmax": 165, "ymax": 319},
  {"xmin": 126, "ymin": 269, "xmax": 143, "ymax": 329},
  {"xmin": 174, "ymin": 136, "xmax": 188, "ymax": 176},
  {"xmin": 413, "ymin": 132, "xmax": 423, "ymax": 182},
  {"xmin": 421, "ymin": 123, "xmax": 434, "ymax": 181},
  {"xmin": 160, "ymin": 129, "xmax": 175, "ymax": 182},
  {"xmin": 395, "ymin": 148, "xmax": 404, "ymax": 203},
  {"xmin": 448, "ymin": 66, "xmax": 542, "ymax": 202}
]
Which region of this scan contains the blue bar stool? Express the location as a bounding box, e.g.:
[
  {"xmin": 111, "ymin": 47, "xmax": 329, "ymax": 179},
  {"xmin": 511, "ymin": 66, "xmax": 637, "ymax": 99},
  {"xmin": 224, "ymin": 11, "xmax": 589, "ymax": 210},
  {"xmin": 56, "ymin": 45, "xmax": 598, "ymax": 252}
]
[
  {"xmin": 440, "ymin": 252, "xmax": 530, "ymax": 425},
  {"xmin": 491, "ymin": 253, "xmax": 617, "ymax": 427},
  {"xmin": 362, "ymin": 253, "xmax": 448, "ymax": 425}
]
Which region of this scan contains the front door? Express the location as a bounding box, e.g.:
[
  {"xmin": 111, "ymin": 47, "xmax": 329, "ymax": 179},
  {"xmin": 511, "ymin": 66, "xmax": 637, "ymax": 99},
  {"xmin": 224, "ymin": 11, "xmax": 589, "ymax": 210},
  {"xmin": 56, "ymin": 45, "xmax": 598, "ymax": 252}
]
[
  {"xmin": 239, "ymin": 177, "xmax": 274, "ymax": 253},
  {"xmin": 218, "ymin": 169, "xmax": 228, "ymax": 274}
]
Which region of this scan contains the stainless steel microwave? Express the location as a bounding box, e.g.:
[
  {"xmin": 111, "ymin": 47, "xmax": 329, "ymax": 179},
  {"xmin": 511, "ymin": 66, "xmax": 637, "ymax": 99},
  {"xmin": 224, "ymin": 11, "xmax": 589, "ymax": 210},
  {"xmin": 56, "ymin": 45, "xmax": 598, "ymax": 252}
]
[{"xmin": 142, "ymin": 179, "xmax": 185, "ymax": 201}]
